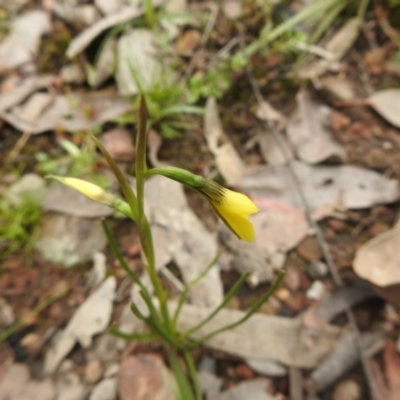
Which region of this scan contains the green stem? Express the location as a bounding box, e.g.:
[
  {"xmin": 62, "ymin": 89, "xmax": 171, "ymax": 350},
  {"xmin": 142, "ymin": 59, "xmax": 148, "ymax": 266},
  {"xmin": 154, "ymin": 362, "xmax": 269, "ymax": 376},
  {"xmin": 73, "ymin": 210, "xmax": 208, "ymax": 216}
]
[
  {"xmin": 91, "ymin": 135, "xmax": 138, "ymax": 222},
  {"xmin": 0, "ymin": 284, "xmax": 69, "ymax": 344},
  {"xmin": 166, "ymin": 346, "xmax": 196, "ymax": 400},
  {"xmin": 172, "ymin": 252, "xmax": 221, "ymax": 330},
  {"xmin": 135, "ymin": 95, "xmax": 171, "ymax": 332},
  {"xmin": 189, "ymin": 271, "xmax": 285, "ymax": 347},
  {"xmin": 183, "ymin": 350, "xmax": 203, "ymax": 400},
  {"xmin": 182, "ymin": 271, "xmax": 250, "ymax": 338}
]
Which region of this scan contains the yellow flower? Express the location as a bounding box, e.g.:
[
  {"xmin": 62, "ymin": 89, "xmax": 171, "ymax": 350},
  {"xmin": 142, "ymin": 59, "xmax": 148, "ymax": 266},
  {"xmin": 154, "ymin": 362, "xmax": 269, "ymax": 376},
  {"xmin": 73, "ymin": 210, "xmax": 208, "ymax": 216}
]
[
  {"xmin": 209, "ymin": 188, "xmax": 259, "ymax": 243},
  {"xmin": 144, "ymin": 167, "xmax": 259, "ymax": 242},
  {"xmin": 47, "ymin": 176, "xmax": 116, "ymax": 206}
]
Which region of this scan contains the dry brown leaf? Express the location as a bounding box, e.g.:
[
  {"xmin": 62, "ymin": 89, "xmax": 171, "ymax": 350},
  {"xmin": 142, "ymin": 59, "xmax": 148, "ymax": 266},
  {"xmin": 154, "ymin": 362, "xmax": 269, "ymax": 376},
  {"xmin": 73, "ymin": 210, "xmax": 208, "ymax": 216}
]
[
  {"xmin": 298, "ymin": 18, "xmax": 361, "ymax": 79},
  {"xmin": 308, "ymin": 329, "xmax": 384, "ymax": 393},
  {"xmin": 256, "ymin": 129, "xmax": 293, "ymax": 166},
  {"xmin": 252, "ymin": 197, "xmax": 309, "ymax": 258},
  {"xmin": 0, "ymin": 11, "xmax": 51, "ymax": 72},
  {"xmin": 286, "ymin": 89, "xmax": 347, "ymax": 164},
  {"xmin": 241, "ymin": 161, "xmax": 400, "ymax": 214},
  {"xmin": 116, "ymin": 29, "xmax": 163, "ymax": 95},
  {"xmin": 66, "ymin": 0, "xmax": 165, "ymax": 58},
  {"xmin": 44, "ymin": 276, "xmax": 116, "ymax": 373},
  {"xmin": 0, "ymin": 75, "xmax": 53, "ymax": 112},
  {"xmin": 0, "ymin": 91, "xmax": 133, "ymax": 134},
  {"xmin": 302, "ymin": 281, "xmax": 377, "ymax": 330},
  {"xmin": 148, "ymin": 129, "xmax": 167, "ymax": 167},
  {"xmin": 218, "ymin": 378, "xmax": 279, "ymax": 400},
  {"xmin": 173, "ymin": 302, "xmax": 341, "ymax": 369},
  {"xmin": 204, "ymin": 97, "xmax": 246, "ymax": 185},
  {"xmin": 367, "ymin": 89, "xmax": 400, "ymax": 128},
  {"xmin": 353, "ymin": 219, "xmax": 400, "ymax": 287}
]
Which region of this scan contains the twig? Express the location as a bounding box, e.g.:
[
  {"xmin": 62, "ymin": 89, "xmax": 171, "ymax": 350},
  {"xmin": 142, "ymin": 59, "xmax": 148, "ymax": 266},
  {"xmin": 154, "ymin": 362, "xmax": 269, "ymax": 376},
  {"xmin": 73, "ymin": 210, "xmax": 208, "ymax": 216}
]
[
  {"xmin": 5, "ymin": 131, "xmax": 31, "ymax": 164},
  {"xmin": 289, "ymin": 367, "xmax": 304, "ymax": 400},
  {"xmin": 243, "ymin": 45, "xmax": 379, "ymax": 400}
]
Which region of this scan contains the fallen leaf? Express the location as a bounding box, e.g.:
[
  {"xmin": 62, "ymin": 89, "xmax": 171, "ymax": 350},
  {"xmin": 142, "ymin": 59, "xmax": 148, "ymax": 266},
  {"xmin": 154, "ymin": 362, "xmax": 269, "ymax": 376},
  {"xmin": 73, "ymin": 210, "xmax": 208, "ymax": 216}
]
[
  {"xmin": 148, "ymin": 129, "xmax": 167, "ymax": 167},
  {"xmin": 44, "ymin": 276, "xmax": 116, "ymax": 373},
  {"xmin": 286, "ymin": 89, "xmax": 347, "ymax": 164},
  {"xmin": 252, "ymin": 197, "xmax": 309, "ymax": 259},
  {"xmin": 115, "ymin": 29, "xmax": 163, "ymax": 95},
  {"xmin": 367, "ymin": 89, "xmax": 400, "ymax": 128},
  {"xmin": 241, "ymin": 161, "xmax": 400, "ymax": 214},
  {"xmin": 52, "ymin": 4, "xmax": 101, "ymax": 27},
  {"xmin": 66, "ymin": 0, "xmax": 165, "ymax": 58},
  {"xmin": 318, "ymin": 75, "xmax": 356, "ymax": 101},
  {"xmin": 0, "ymin": 11, "xmax": 52, "ymax": 72},
  {"xmin": 255, "ymin": 99, "xmax": 286, "ymax": 129},
  {"xmin": 298, "ymin": 18, "xmax": 361, "ymax": 79},
  {"xmin": 86, "ymin": 252, "xmax": 107, "ymax": 292},
  {"xmin": 173, "ymin": 302, "xmax": 341, "ymax": 368},
  {"xmin": 302, "ymin": 281, "xmax": 377, "ymax": 330},
  {"xmin": 12, "ymin": 92, "xmax": 54, "ymax": 123},
  {"xmin": 204, "ymin": 97, "xmax": 246, "ymax": 185},
  {"xmin": 60, "ymin": 63, "xmax": 86, "ymax": 85},
  {"xmin": 256, "ymin": 129, "xmax": 293, "ymax": 165},
  {"xmin": 95, "ymin": 0, "xmax": 124, "ymax": 15},
  {"xmin": 353, "ymin": 219, "xmax": 400, "ymax": 287},
  {"xmin": 87, "ymin": 38, "xmax": 117, "ymax": 88},
  {"xmin": 0, "ymin": 75, "xmax": 53, "ymax": 113},
  {"xmin": 246, "ymin": 359, "xmax": 287, "ymax": 377},
  {"xmin": 308, "ymin": 329, "xmax": 384, "ymax": 393},
  {"xmin": 1, "ymin": 90, "xmax": 133, "ymax": 134}
]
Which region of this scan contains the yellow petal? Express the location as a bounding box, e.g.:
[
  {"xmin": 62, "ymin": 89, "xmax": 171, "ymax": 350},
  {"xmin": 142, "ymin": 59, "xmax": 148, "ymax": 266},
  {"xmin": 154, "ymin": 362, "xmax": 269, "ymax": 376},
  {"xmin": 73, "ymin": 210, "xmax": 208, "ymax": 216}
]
[
  {"xmin": 48, "ymin": 176, "xmax": 115, "ymax": 205},
  {"xmin": 211, "ymin": 189, "xmax": 259, "ymax": 242}
]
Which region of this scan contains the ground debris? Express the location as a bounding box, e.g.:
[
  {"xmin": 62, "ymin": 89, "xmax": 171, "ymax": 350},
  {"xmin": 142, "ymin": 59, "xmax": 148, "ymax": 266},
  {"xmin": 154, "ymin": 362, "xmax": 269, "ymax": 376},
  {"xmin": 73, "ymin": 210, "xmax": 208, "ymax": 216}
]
[
  {"xmin": 44, "ymin": 276, "xmax": 116, "ymax": 373},
  {"xmin": 0, "ymin": 363, "xmax": 56, "ymax": 400},
  {"xmin": 307, "ymin": 329, "xmax": 384, "ymax": 393},
  {"xmin": 173, "ymin": 302, "xmax": 341, "ymax": 369},
  {"xmin": 287, "ymin": 89, "xmax": 347, "ymax": 164}
]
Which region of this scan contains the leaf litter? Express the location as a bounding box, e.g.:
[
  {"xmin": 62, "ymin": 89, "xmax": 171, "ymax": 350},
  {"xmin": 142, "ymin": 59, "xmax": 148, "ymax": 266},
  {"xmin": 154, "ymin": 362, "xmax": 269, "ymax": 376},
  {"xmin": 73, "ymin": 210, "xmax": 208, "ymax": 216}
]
[
  {"xmin": 2, "ymin": 0, "xmax": 400, "ymax": 398},
  {"xmin": 286, "ymin": 89, "xmax": 347, "ymax": 164},
  {"xmin": 44, "ymin": 275, "xmax": 116, "ymax": 374}
]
